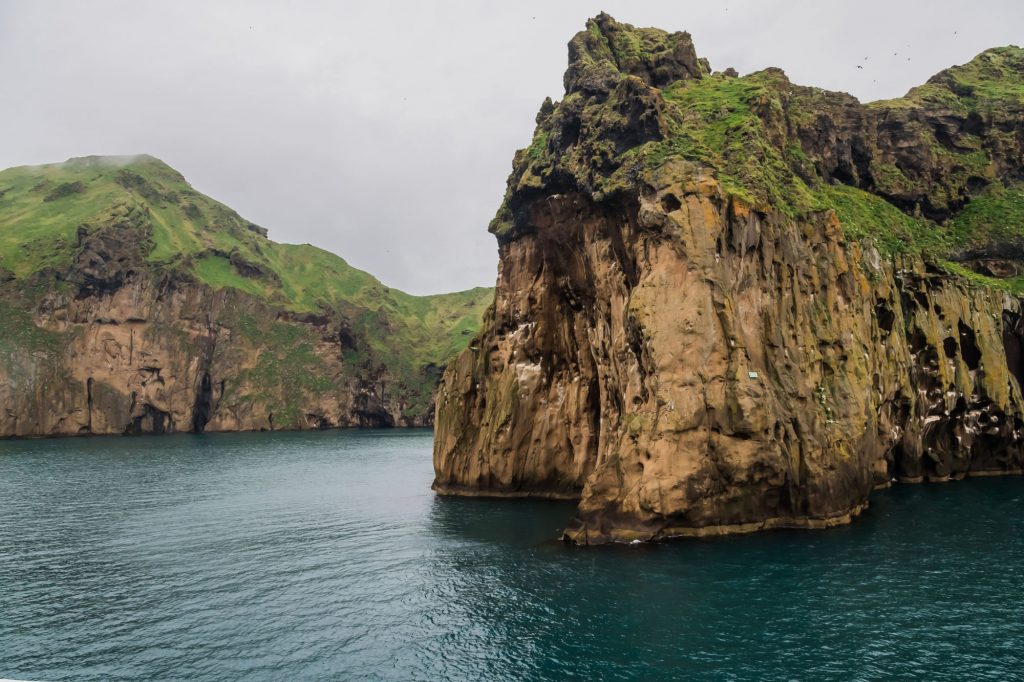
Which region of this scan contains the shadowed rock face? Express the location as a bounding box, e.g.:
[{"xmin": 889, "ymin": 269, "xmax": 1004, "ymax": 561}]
[{"xmin": 433, "ymin": 14, "xmax": 1024, "ymax": 543}]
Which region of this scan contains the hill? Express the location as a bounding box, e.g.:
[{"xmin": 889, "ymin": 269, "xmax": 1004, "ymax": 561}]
[{"xmin": 0, "ymin": 155, "xmax": 492, "ymax": 435}]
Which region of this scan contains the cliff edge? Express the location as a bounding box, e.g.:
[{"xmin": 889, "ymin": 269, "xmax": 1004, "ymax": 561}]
[{"xmin": 433, "ymin": 14, "xmax": 1024, "ymax": 542}]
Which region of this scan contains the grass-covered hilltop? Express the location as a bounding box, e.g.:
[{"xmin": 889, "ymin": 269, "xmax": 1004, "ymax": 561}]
[
  {"xmin": 434, "ymin": 14, "xmax": 1024, "ymax": 543},
  {"xmin": 0, "ymin": 154, "xmax": 492, "ymax": 436}
]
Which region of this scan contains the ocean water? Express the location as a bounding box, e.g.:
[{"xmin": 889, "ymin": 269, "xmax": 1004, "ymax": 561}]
[{"xmin": 0, "ymin": 429, "xmax": 1022, "ymax": 681}]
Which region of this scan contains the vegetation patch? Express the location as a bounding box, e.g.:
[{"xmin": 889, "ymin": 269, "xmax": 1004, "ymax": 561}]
[
  {"xmin": 651, "ymin": 71, "xmax": 821, "ymax": 217},
  {"xmin": 193, "ymin": 254, "xmax": 267, "ymax": 297},
  {"xmin": 0, "ymin": 301, "xmax": 64, "ymax": 354},
  {"xmin": 229, "ymin": 315, "xmax": 334, "ymax": 428},
  {"xmin": 937, "ymin": 260, "xmax": 1024, "ymax": 296},
  {"xmin": 810, "ymin": 183, "xmax": 948, "ymax": 256},
  {"xmin": 43, "ymin": 181, "xmax": 85, "ymax": 202},
  {"xmin": 948, "ymin": 182, "xmax": 1024, "ymax": 250}
]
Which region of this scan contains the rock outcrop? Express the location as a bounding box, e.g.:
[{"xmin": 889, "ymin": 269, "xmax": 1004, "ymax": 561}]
[
  {"xmin": 0, "ymin": 156, "xmax": 491, "ymax": 436},
  {"xmin": 434, "ymin": 14, "xmax": 1024, "ymax": 542}
]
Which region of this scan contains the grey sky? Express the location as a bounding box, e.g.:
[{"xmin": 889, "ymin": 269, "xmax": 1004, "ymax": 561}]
[{"xmin": 1, "ymin": 1, "xmax": 1021, "ymax": 294}]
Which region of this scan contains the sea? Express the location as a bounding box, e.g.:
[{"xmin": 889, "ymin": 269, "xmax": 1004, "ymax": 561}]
[{"xmin": 1, "ymin": 429, "xmax": 1022, "ymax": 680}]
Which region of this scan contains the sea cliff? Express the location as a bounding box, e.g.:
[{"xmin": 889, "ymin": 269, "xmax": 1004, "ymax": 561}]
[
  {"xmin": 0, "ymin": 156, "xmax": 491, "ymax": 436},
  {"xmin": 434, "ymin": 14, "xmax": 1024, "ymax": 542}
]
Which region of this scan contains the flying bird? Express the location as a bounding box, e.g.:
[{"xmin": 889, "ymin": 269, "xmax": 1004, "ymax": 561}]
[{"xmin": 857, "ymin": 65, "xmax": 863, "ymax": 69}]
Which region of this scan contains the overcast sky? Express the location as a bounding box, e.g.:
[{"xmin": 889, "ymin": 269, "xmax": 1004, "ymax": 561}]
[{"xmin": 1, "ymin": 1, "xmax": 1021, "ymax": 294}]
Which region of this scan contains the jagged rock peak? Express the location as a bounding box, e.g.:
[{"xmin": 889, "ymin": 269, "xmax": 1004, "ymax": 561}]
[
  {"xmin": 564, "ymin": 13, "xmax": 707, "ymax": 95},
  {"xmin": 493, "ymin": 17, "xmax": 1024, "ymax": 246}
]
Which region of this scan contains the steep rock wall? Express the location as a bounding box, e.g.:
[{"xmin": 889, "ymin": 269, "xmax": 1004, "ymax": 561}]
[
  {"xmin": 434, "ymin": 15, "xmax": 1024, "ymax": 542},
  {"xmin": 0, "ymin": 207, "xmax": 447, "ymax": 437},
  {"xmin": 436, "ymin": 165, "xmax": 1024, "ymax": 542},
  {"xmin": 1, "ymin": 278, "xmax": 427, "ymax": 437}
]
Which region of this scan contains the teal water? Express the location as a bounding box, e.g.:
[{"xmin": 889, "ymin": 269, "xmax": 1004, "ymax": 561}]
[{"xmin": 0, "ymin": 430, "xmax": 1022, "ymax": 681}]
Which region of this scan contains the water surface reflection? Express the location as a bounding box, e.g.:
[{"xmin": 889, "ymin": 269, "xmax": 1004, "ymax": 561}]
[{"xmin": 0, "ymin": 430, "xmax": 1021, "ymax": 680}]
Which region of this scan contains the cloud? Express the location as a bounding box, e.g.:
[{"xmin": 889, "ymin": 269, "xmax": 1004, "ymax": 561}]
[{"xmin": 1, "ymin": 0, "xmax": 1021, "ymax": 294}]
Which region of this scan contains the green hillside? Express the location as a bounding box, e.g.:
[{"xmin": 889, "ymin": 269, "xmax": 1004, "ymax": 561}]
[
  {"xmin": 0, "ymin": 155, "xmax": 491, "ymax": 428},
  {"xmin": 0, "ymin": 155, "xmax": 491, "ymax": 373}
]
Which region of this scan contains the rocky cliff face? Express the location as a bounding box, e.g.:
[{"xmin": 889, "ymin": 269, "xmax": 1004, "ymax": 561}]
[
  {"xmin": 434, "ymin": 14, "xmax": 1024, "ymax": 542},
  {"xmin": 0, "ymin": 156, "xmax": 491, "ymax": 437}
]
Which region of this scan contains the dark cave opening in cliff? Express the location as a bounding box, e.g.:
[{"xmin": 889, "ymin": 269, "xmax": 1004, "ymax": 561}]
[
  {"xmin": 958, "ymin": 321, "xmax": 982, "ymax": 371},
  {"xmin": 1002, "ymin": 311, "xmax": 1024, "ymax": 390},
  {"xmin": 191, "ymin": 372, "xmax": 213, "ymax": 434}
]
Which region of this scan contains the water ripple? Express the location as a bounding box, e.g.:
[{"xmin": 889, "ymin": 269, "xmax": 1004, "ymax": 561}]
[{"xmin": 1, "ymin": 430, "xmax": 1022, "ymax": 680}]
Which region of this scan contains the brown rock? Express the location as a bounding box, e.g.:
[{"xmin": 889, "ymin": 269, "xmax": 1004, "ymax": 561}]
[{"xmin": 434, "ymin": 16, "xmax": 1024, "ymax": 543}]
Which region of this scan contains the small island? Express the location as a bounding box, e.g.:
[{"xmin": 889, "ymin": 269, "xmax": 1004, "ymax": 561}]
[{"xmin": 433, "ymin": 14, "xmax": 1024, "ymax": 544}]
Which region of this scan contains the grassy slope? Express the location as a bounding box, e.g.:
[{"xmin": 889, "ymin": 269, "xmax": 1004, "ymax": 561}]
[
  {"xmin": 0, "ymin": 155, "xmax": 493, "ymax": 421},
  {"xmin": 644, "ymin": 45, "xmax": 1024, "ymax": 281}
]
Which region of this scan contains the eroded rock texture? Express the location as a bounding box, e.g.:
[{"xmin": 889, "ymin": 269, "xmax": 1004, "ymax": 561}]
[{"xmin": 434, "ymin": 14, "xmax": 1024, "ymax": 542}]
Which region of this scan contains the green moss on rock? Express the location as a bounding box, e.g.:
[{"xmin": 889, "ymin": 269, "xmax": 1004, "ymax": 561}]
[
  {"xmin": 949, "ymin": 182, "xmax": 1024, "ymax": 249},
  {"xmin": 493, "ymin": 14, "xmax": 1024, "ymax": 294}
]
